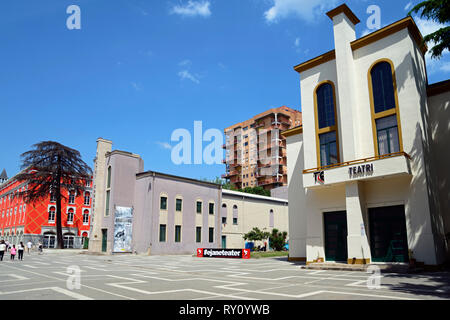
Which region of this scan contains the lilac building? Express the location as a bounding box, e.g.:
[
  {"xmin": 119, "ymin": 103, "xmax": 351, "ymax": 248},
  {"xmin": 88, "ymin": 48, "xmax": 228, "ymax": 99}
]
[{"xmin": 89, "ymin": 140, "xmax": 221, "ymax": 255}]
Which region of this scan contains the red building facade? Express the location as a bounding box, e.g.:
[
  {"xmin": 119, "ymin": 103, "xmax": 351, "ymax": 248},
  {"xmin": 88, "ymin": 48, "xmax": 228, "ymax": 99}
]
[{"xmin": 0, "ymin": 170, "xmax": 92, "ymax": 248}]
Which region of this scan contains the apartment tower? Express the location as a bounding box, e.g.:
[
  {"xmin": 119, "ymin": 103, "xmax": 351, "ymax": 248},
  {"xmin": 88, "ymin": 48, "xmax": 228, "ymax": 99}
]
[{"xmin": 222, "ymin": 106, "xmax": 302, "ymax": 191}]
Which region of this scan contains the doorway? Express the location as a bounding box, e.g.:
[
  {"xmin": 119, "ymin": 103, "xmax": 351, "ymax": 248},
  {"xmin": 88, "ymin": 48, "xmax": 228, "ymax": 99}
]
[
  {"xmin": 221, "ymin": 235, "xmax": 226, "ymax": 248},
  {"xmin": 369, "ymin": 205, "xmax": 408, "ymax": 262},
  {"xmin": 101, "ymin": 229, "xmax": 108, "ymax": 252},
  {"xmin": 324, "ymin": 211, "xmax": 348, "ymax": 262}
]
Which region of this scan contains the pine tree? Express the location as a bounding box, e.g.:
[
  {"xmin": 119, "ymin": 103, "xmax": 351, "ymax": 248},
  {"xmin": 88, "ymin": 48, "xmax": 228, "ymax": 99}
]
[{"xmin": 16, "ymin": 141, "xmax": 92, "ymax": 249}]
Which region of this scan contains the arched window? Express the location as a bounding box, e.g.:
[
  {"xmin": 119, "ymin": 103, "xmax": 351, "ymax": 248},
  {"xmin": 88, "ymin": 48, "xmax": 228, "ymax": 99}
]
[
  {"xmin": 48, "ymin": 206, "xmax": 56, "ymax": 223},
  {"xmin": 83, "ymin": 209, "xmax": 89, "ymax": 225},
  {"xmin": 269, "ymin": 209, "xmax": 274, "ymax": 228},
  {"xmin": 221, "ymin": 203, "xmax": 227, "ymax": 224},
  {"xmin": 314, "ymin": 81, "xmax": 339, "ymax": 167},
  {"xmin": 369, "ymin": 59, "xmax": 402, "ymax": 156},
  {"xmin": 232, "ymin": 205, "xmax": 238, "ymax": 225},
  {"xmin": 84, "ymin": 192, "xmax": 90, "ymax": 206},
  {"xmin": 67, "ymin": 208, "xmax": 74, "ymax": 224},
  {"xmin": 68, "ymin": 191, "xmax": 75, "ymax": 204}
]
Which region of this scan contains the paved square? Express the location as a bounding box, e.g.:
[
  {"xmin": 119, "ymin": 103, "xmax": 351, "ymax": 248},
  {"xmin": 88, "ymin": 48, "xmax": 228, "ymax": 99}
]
[{"xmin": 0, "ymin": 250, "xmax": 449, "ymax": 300}]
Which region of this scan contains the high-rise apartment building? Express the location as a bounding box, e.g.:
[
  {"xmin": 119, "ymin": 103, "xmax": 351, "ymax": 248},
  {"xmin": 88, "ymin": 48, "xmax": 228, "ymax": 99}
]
[{"xmin": 222, "ymin": 106, "xmax": 302, "ymax": 190}]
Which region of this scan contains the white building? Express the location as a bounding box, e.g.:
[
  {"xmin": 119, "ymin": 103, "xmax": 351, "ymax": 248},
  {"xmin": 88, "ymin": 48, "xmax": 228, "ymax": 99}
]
[{"xmin": 285, "ymin": 4, "xmax": 450, "ymax": 268}]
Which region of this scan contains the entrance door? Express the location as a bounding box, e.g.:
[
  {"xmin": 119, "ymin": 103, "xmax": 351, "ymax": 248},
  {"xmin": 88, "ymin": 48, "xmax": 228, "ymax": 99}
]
[
  {"xmin": 101, "ymin": 229, "xmax": 108, "ymax": 252},
  {"xmin": 369, "ymin": 205, "xmax": 408, "ymax": 262},
  {"xmin": 221, "ymin": 236, "xmax": 226, "ymax": 248},
  {"xmin": 324, "ymin": 211, "xmax": 348, "ymax": 262},
  {"xmin": 43, "ymin": 234, "xmax": 56, "ymax": 248}
]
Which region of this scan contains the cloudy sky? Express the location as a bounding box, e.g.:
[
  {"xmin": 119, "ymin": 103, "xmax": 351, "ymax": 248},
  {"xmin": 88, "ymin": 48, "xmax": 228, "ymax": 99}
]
[{"xmin": 0, "ymin": 0, "xmax": 448, "ymax": 181}]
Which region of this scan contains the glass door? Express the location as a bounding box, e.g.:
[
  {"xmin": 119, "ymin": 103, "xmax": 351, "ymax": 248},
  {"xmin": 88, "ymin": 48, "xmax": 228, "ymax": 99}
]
[{"xmin": 324, "ymin": 211, "xmax": 348, "ymax": 262}]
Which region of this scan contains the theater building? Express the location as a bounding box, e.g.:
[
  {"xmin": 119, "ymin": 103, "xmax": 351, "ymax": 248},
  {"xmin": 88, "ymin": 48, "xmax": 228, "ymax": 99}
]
[
  {"xmin": 0, "ymin": 169, "xmax": 92, "ymax": 248},
  {"xmin": 285, "ymin": 4, "xmax": 450, "ymax": 268}
]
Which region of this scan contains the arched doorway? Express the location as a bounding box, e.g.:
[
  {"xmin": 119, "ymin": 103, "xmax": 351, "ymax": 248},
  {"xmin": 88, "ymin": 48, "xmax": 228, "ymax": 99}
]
[{"xmin": 43, "ymin": 232, "xmax": 56, "ymax": 248}]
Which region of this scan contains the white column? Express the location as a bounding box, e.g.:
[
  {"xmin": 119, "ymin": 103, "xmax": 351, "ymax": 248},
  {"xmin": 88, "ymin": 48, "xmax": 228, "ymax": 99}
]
[{"xmin": 345, "ymin": 181, "xmax": 371, "ymax": 263}]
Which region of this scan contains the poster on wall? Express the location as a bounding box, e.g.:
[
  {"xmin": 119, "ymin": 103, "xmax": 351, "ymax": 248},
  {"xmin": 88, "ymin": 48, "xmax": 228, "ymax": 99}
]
[{"xmin": 113, "ymin": 206, "xmax": 133, "ymax": 253}]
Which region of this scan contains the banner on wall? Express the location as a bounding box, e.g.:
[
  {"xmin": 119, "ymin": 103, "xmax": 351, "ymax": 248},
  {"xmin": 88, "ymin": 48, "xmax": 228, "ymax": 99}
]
[
  {"xmin": 197, "ymin": 248, "xmax": 250, "ymax": 259},
  {"xmin": 113, "ymin": 206, "xmax": 133, "ymax": 253}
]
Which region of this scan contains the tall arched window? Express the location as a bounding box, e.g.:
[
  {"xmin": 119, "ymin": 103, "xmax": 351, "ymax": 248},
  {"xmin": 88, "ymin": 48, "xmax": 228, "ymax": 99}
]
[
  {"xmin": 84, "ymin": 192, "xmax": 90, "ymax": 206},
  {"xmin": 48, "ymin": 206, "xmax": 56, "ymax": 223},
  {"xmin": 369, "ymin": 59, "xmax": 402, "ymax": 156},
  {"xmin": 232, "ymin": 205, "xmax": 238, "ymax": 225},
  {"xmin": 314, "ymin": 81, "xmax": 340, "ymax": 167},
  {"xmin": 269, "ymin": 209, "xmax": 274, "ymax": 228}
]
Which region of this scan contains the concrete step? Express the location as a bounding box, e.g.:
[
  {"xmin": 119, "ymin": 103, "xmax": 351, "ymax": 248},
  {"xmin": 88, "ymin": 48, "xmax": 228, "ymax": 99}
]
[{"xmin": 301, "ymin": 263, "xmax": 414, "ymax": 273}]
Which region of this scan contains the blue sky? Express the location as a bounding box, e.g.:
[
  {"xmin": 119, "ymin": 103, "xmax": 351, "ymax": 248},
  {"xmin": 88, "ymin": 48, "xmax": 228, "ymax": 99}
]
[{"xmin": 0, "ymin": 0, "xmax": 448, "ymax": 181}]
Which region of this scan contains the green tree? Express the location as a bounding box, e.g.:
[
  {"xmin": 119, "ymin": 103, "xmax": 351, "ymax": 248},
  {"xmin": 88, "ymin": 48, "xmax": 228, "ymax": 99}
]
[
  {"xmin": 408, "ymin": 0, "xmax": 450, "ymax": 58},
  {"xmin": 16, "ymin": 141, "xmax": 92, "ymax": 249},
  {"xmin": 269, "ymin": 228, "xmax": 288, "ymax": 251},
  {"xmin": 243, "ymin": 227, "xmax": 270, "ymax": 242},
  {"xmin": 238, "ymin": 186, "xmax": 271, "ymax": 197}
]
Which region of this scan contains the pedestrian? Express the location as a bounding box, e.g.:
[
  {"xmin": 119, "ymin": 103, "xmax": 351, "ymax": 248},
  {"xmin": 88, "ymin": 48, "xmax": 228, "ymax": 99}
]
[
  {"xmin": 5, "ymin": 240, "xmax": 9, "ymax": 252},
  {"xmin": 18, "ymin": 242, "xmax": 25, "ymax": 261},
  {"xmin": 10, "ymin": 245, "xmax": 16, "ymax": 260},
  {"xmin": 0, "ymin": 240, "xmax": 6, "ymax": 261},
  {"xmin": 38, "ymin": 241, "xmax": 43, "ymax": 254},
  {"xmin": 26, "ymin": 240, "xmax": 32, "ymax": 254}
]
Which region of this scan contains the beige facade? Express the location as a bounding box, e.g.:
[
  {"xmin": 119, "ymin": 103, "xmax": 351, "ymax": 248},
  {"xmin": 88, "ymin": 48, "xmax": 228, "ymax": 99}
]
[
  {"xmin": 221, "ymin": 189, "xmax": 288, "ymax": 249},
  {"xmin": 89, "ymin": 138, "xmax": 112, "ymax": 253}
]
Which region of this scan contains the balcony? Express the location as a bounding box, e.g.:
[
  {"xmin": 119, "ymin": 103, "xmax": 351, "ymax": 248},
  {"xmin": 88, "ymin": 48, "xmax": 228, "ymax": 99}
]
[
  {"xmin": 258, "ymin": 178, "xmax": 284, "ymax": 186},
  {"xmin": 222, "ymin": 171, "xmax": 239, "ymax": 179},
  {"xmin": 302, "ymin": 152, "xmax": 412, "ymax": 189}
]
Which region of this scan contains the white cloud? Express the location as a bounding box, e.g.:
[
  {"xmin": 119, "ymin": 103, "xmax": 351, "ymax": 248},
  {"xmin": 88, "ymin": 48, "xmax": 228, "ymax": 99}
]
[
  {"xmin": 131, "ymin": 82, "xmax": 142, "ymax": 91},
  {"xmin": 179, "ymin": 59, "xmax": 192, "ymax": 67},
  {"xmin": 156, "ymin": 142, "xmax": 173, "ymax": 150},
  {"xmin": 170, "ymin": 1, "xmax": 211, "ymax": 18},
  {"xmin": 294, "ymin": 37, "xmax": 300, "ymax": 47},
  {"xmin": 178, "ymin": 70, "xmax": 200, "ymax": 84},
  {"xmin": 404, "ymin": 1, "xmax": 413, "ymax": 12},
  {"xmin": 414, "ymin": 16, "xmax": 449, "ymax": 74},
  {"xmin": 264, "ymin": 0, "xmax": 337, "ymax": 23}
]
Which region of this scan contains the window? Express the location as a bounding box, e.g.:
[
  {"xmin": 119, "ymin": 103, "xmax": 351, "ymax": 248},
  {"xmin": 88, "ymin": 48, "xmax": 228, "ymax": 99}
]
[
  {"xmin": 160, "ymin": 196, "xmax": 167, "ymax": 210},
  {"xmin": 314, "ymin": 81, "xmax": 339, "ymax": 167},
  {"xmin": 233, "ymin": 205, "xmax": 238, "ymax": 225},
  {"xmin": 233, "ymin": 218, "xmax": 238, "ymax": 225},
  {"xmin": 68, "ymin": 191, "xmax": 75, "ymax": 204},
  {"xmin": 48, "ymin": 207, "xmax": 56, "ymax": 223},
  {"xmin": 196, "ymin": 201, "xmax": 202, "ymax": 214},
  {"xmin": 83, "ymin": 210, "xmax": 89, "ymax": 225},
  {"xmin": 319, "ymin": 131, "xmax": 338, "ymax": 167},
  {"xmin": 175, "ymin": 225, "xmax": 181, "ymax": 242},
  {"xmin": 105, "ymin": 190, "xmax": 110, "ymax": 216},
  {"xmin": 67, "ymin": 208, "xmax": 74, "ymax": 224},
  {"xmin": 269, "ymin": 209, "xmax": 274, "ymax": 228},
  {"xmin": 85, "ymin": 179, "xmax": 91, "ymax": 188},
  {"xmin": 222, "ymin": 217, "xmax": 227, "ymax": 224},
  {"xmin": 107, "ymin": 166, "xmax": 112, "ymax": 189},
  {"xmin": 209, "ymin": 203, "xmax": 215, "ymax": 215},
  {"xmin": 159, "ymin": 224, "xmax": 166, "ymax": 242},
  {"xmin": 209, "ymin": 227, "xmax": 214, "ymax": 243},
  {"xmin": 84, "ymin": 192, "xmax": 90, "ymax": 206},
  {"xmin": 196, "ymin": 227, "xmax": 202, "ymax": 243},
  {"xmin": 369, "ymin": 60, "xmax": 403, "ymax": 156},
  {"xmin": 176, "ymin": 198, "xmax": 182, "ymax": 212},
  {"xmin": 376, "ymin": 115, "xmax": 400, "ymax": 155},
  {"xmin": 371, "ymin": 62, "xmax": 396, "ymax": 113},
  {"xmin": 50, "ymin": 192, "xmax": 56, "ymax": 202}
]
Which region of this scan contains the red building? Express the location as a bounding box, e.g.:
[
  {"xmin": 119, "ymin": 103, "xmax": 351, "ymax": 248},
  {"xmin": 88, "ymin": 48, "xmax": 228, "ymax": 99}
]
[{"xmin": 0, "ymin": 168, "xmax": 92, "ymax": 248}]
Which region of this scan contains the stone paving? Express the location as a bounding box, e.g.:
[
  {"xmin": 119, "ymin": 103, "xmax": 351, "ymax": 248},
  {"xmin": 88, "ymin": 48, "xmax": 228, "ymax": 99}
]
[{"xmin": 0, "ymin": 249, "xmax": 449, "ymax": 300}]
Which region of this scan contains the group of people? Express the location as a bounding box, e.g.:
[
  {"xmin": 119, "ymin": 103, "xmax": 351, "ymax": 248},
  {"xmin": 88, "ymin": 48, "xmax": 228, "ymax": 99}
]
[{"xmin": 0, "ymin": 240, "xmax": 42, "ymax": 261}]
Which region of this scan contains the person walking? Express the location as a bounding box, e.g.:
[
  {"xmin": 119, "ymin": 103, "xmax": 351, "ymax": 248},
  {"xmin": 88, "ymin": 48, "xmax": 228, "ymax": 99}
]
[
  {"xmin": 0, "ymin": 240, "xmax": 6, "ymax": 261},
  {"xmin": 5, "ymin": 240, "xmax": 9, "ymax": 252},
  {"xmin": 38, "ymin": 241, "xmax": 43, "ymax": 254},
  {"xmin": 26, "ymin": 240, "xmax": 32, "ymax": 254},
  {"xmin": 18, "ymin": 242, "xmax": 25, "ymax": 261},
  {"xmin": 10, "ymin": 245, "xmax": 16, "ymax": 260}
]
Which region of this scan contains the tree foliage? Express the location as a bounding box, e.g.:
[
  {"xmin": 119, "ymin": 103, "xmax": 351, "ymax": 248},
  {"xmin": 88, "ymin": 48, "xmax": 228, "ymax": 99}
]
[
  {"xmin": 243, "ymin": 227, "xmax": 270, "ymax": 241},
  {"xmin": 408, "ymin": 0, "xmax": 450, "ymax": 58},
  {"xmin": 269, "ymin": 228, "xmax": 288, "ymax": 251},
  {"xmin": 16, "ymin": 141, "xmax": 92, "ymax": 249}
]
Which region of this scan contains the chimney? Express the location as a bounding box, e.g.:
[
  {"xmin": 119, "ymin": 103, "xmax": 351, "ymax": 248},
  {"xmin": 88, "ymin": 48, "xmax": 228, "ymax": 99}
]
[{"xmin": 326, "ymin": 4, "xmax": 361, "ymax": 161}]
